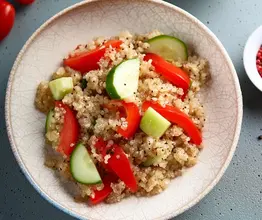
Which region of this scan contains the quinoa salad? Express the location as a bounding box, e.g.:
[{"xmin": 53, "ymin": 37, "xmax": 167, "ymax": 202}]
[{"xmin": 35, "ymin": 30, "xmax": 209, "ymax": 204}]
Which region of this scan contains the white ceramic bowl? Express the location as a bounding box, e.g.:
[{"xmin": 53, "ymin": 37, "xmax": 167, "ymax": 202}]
[
  {"xmin": 5, "ymin": 0, "xmax": 242, "ymax": 219},
  {"xmin": 244, "ymin": 25, "xmax": 262, "ymax": 91}
]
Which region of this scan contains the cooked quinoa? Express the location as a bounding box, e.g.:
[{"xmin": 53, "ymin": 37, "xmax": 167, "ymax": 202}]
[{"xmin": 36, "ymin": 30, "xmax": 209, "ymax": 204}]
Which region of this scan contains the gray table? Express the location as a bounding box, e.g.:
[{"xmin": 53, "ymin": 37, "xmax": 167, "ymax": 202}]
[{"xmin": 0, "ymin": 0, "xmax": 261, "ymax": 219}]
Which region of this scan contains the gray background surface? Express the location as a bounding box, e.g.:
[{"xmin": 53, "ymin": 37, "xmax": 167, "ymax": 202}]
[{"xmin": 0, "ymin": 0, "xmax": 261, "ymax": 219}]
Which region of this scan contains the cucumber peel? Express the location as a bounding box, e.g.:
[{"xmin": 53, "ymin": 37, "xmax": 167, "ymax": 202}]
[
  {"xmin": 70, "ymin": 143, "xmax": 102, "ymax": 185},
  {"xmin": 106, "ymin": 58, "xmax": 140, "ymax": 99},
  {"xmin": 147, "ymin": 35, "xmax": 188, "ymax": 61},
  {"xmin": 45, "ymin": 109, "xmax": 54, "ymax": 133}
]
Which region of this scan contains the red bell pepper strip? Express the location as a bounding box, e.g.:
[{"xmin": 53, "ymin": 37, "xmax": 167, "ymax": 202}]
[
  {"xmin": 103, "ymin": 101, "xmax": 141, "ymax": 139},
  {"xmin": 142, "ymin": 101, "xmax": 202, "ymax": 145},
  {"xmin": 94, "ymin": 137, "xmax": 108, "ymax": 154},
  {"xmin": 103, "ymin": 100, "xmax": 126, "ymax": 118},
  {"xmin": 144, "ymin": 53, "xmax": 190, "ymax": 94},
  {"xmin": 55, "ymin": 101, "xmax": 79, "ymax": 156},
  {"xmin": 95, "ymin": 139, "xmax": 138, "ymax": 192},
  {"xmin": 106, "ymin": 145, "xmax": 137, "ymax": 192},
  {"xmin": 89, "ymin": 175, "xmax": 117, "ymax": 205},
  {"xmin": 63, "ymin": 40, "xmax": 123, "ymax": 74},
  {"xmin": 94, "ymin": 138, "xmax": 114, "ymax": 173}
]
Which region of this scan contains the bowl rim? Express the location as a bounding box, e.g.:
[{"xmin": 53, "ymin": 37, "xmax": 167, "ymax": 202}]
[
  {"xmin": 243, "ymin": 25, "xmax": 262, "ymax": 92},
  {"xmin": 5, "ymin": 0, "xmax": 243, "ymax": 219}
]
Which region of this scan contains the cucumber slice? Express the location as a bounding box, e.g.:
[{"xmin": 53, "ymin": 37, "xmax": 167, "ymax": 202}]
[
  {"xmin": 140, "ymin": 107, "xmax": 171, "ymax": 138},
  {"xmin": 143, "ymin": 155, "xmax": 162, "ymax": 166},
  {"xmin": 70, "ymin": 143, "xmax": 102, "ymax": 185},
  {"xmin": 147, "ymin": 35, "xmax": 188, "ymax": 61},
  {"xmin": 49, "ymin": 77, "xmax": 73, "ymax": 100},
  {"xmin": 106, "ymin": 58, "xmax": 140, "ymax": 99},
  {"xmin": 45, "ymin": 109, "xmax": 54, "ymax": 133}
]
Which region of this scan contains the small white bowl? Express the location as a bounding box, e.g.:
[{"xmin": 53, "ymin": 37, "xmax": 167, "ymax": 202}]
[{"xmin": 244, "ymin": 25, "xmax": 262, "ymax": 91}]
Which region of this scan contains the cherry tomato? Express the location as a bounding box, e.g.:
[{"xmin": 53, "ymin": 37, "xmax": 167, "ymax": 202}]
[
  {"xmin": 0, "ymin": 1, "xmax": 15, "ymax": 41},
  {"xmin": 16, "ymin": 0, "xmax": 35, "ymax": 4}
]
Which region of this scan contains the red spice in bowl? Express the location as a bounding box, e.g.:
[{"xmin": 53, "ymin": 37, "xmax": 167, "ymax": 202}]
[{"xmin": 256, "ymin": 46, "xmax": 262, "ymax": 76}]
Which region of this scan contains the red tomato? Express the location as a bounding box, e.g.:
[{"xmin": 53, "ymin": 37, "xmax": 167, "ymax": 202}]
[
  {"xmin": 64, "ymin": 40, "xmax": 123, "ymax": 74},
  {"xmin": 55, "ymin": 101, "xmax": 79, "ymax": 156},
  {"xmin": 16, "ymin": 0, "xmax": 35, "ymax": 4},
  {"xmin": 0, "ymin": 1, "xmax": 15, "ymax": 41},
  {"xmin": 142, "ymin": 101, "xmax": 202, "ymax": 145},
  {"xmin": 106, "ymin": 145, "xmax": 137, "ymax": 192},
  {"xmin": 144, "ymin": 53, "xmax": 190, "ymax": 94}
]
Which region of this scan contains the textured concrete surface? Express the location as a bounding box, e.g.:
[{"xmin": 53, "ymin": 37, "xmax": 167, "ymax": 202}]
[{"xmin": 0, "ymin": 0, "xmax": 261, "ymax": 219}]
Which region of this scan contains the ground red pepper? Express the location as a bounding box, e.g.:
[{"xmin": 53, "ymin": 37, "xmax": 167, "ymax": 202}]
[{"xmin": 256, "ymin": 46, "xmax": 262, "ymax": 76}]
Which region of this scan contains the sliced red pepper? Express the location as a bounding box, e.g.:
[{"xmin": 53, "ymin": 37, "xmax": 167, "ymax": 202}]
[
  {"xmin": 144, "ymin": 53, "xmax": 190, "ymax": 95},
  {"xmin": 64, "ymin": 40, "xmax": 123, "ymax": 74},
  {"xmin": 55, "ymin": 101, "xmax": 79, "ymax": 156},
  {"xmin": 142, "ymin": 101, "xmax": 202, "ymax": 145},
  {"xmin": 94, "ymin": 138, "xmax": 114, "ymax": 173},
  {"xmin": 95, "ymin": 139, "xmax": 138, "ymax": 192},
  {"xmin": 103, "ymin": 100, "xmax": 126, "ymax": 118},
  {"xmin": 94, "ymin": 137, "xmax": 108, "ymax": 154},
  {"xmin": 89, "ymin": 175, "xmax": 117, "ymax": 205},
  {"xmin": 106, "ymin": 145, "xmax": 137, "ymax": 192},
  {"xmin": 103, "ymin": 101, "xmax": 141, "ymax": 139}
]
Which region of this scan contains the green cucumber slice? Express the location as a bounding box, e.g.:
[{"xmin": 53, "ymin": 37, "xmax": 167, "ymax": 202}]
[
  {"xmin": 70, "ymin": 143, "xmax": 102, "ymax": 185},
  {"xmin": 49, "ymin": 77, "xmax": 73, "ymax": 100},
  {"xmin": 106, "ymin": 58, "xmax": 140, "ymax": 99},
  {"xmin": 143, "ymin": 155, "xmax": 162, "ymax": 166},
  {"xmin": 45, "ymin": 109, "xmax": 54, "ymax": 133},
  {"xmin": 146, "ymin": 35, "xmax": 188, "ymax": 61},
  {"xmin": 140, "ymin": 107, "xmax": 171, "ymax": 138}
]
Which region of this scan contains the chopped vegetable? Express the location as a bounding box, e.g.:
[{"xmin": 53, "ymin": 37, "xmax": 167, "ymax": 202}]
[
  {"xmin": 143, "ymin": 155, "xmax": 162, "ymax": 167},
  {"xmin": 144, "ymin": 53, "xmax": 190, "ymax": 94},
  {"xmin": 140, "ymin": 107, "xmax": 171, "ymax": 138},
  {"xmin": 146, "ymin": 35, "xmax": 188, "ymax": 61},
  {"xmin": 103, "ymin": 101, "xmax": 141, "ymax": 139},
  {"xmin": 142, "ymin": 101, "xmax": 202, "ymax": 145},
  {"xmin": 95, "ymin": 139, "xmax": 137, "ymax": 192},
  {"xmin": 70, "ymin": 143, "xmax": 102, "ymax": 184},
  {"xmin": 45, "ymin": 109, "xmax": 54, "ymax": 133},
  {"xmin": 55, "ymin": 101, "xmax": 79, "ymax": 156},
  {"xmin": 106, "ymin": 58, "xmax": 140, "ymax": 99},
  {"xmin": 89, "ymin": 175, "xmax": 117, "ymax": 205},
  {"xmin": 64, "ymin": 40, "xmax": 123, "ymax": 74},
  {"xmin": 106, "ymin": 145, "xmax": 137, "ymax": 192},
  {"xmin": 49, "ymin": 77, "xmax": 73, "ymax": 100}
]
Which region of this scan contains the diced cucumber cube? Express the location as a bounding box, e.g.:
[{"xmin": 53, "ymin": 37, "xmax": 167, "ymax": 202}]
[
  {"xmin": 49, "ymin": 77, "xmax": 73, "ymax": 100},
  {"xmin": 140, "ymin": 107, "xmax": 171, "ymax": 138}
]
